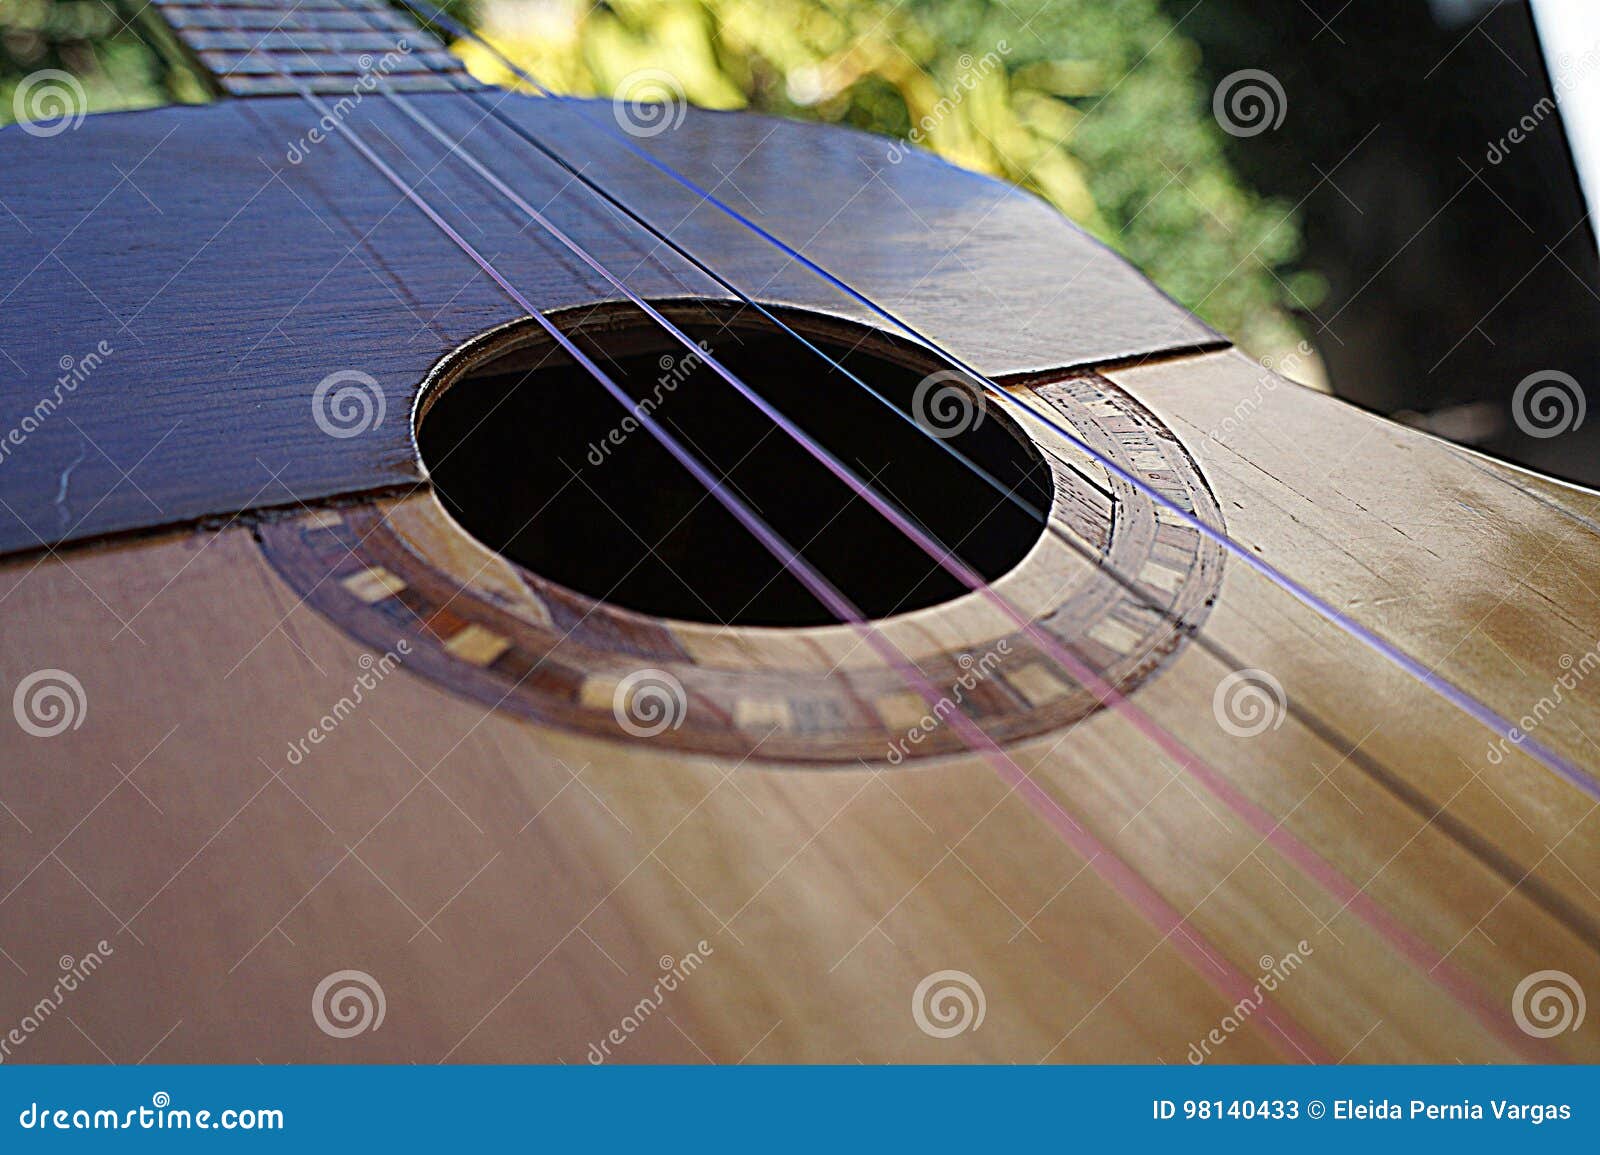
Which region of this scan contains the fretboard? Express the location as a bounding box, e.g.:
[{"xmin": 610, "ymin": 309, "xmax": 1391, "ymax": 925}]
[{"xmin": 146, "ymin": 0, "xmax": 473, "ymax": 96}]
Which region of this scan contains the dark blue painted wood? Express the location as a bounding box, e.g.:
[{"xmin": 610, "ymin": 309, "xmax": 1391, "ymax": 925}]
[{"xmin": 0, "ymin": 90, "xmax": 1218, "ymax": 558}]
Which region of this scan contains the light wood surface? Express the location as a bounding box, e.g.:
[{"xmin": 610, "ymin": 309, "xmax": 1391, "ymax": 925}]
[
  {"xmin": 4, "ymin": 0, "xmax": 1597, "ymax": 1067},
  {"xmin": 3, "ymin": 347, "xmax": 1597, "ymax": 1064}
]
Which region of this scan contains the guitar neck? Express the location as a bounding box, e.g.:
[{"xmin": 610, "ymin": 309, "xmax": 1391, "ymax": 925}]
[{"xmin": 143, "ymin": 0, "xmax": 470, "ymax": 96}]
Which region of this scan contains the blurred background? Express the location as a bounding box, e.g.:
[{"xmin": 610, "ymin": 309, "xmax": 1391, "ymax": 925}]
[{"xmin": 4, "ymin": 0, "xmax": 1598, "ymax": 484}]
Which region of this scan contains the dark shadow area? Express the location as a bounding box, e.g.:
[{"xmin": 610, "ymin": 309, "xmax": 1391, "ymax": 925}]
[
  {"xmin": 1174, "ymin": 0, "xmax": 1600, "ymax": 486},
  {"xmin": 419, "ymin": 307, "xmax": 1053, "ymax": 627}
]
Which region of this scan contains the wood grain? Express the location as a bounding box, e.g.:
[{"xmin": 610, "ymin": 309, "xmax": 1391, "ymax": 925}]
[
  {"xmin": 3, "ymin": 348, "xmax": 1597, "ymax": 1064},
  {"xmin": 4, "ymin": 1, "xmax": 1595, "ymax": 1064},
  {"xmin": 0, "ymin": 89, "xmax": 1216, "ymax": 558},
  {"xmin": 144, "ymin": 0, "xmax": 471, "ymax": 95}
]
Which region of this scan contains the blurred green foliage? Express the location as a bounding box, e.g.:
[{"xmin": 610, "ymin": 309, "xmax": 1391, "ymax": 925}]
[
  {"xmin": 0, "ymin": 0, "xmax": 207, "ymax": 115},
  {"xmin": 460, "ymin": 0, "xmax": 1318, "ymax": 358},
  {"xmin": 1, "ymin": 0, "xmax": 1316, "ymax": 358}
]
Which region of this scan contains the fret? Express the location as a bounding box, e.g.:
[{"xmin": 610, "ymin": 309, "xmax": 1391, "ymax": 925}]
[
  {"xmin": 148, "ymin": 0, "xmax": 472, "ymax": 95},
  {"xmin": 158, "ymin": 0, "xmax": 394, "ymax": 7},
  {"xmin": 164, "ymin": 9, "xmax": 415, "ymax": 32},
  {"xmin": 222, "ymin": 72, "xmax": 473, "ymax": 95},
  {"xmin": 195, "ymin": 50, "xmax": 463, "ymax": 76},
  {"xmin": 182, "ymin": 30, "xmax": 431, "ymax": 53}
]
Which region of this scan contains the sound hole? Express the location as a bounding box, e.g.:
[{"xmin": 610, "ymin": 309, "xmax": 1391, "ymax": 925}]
[{"xmin": 417, "ymin": 305, "xmax": 1052, "ymax": 628}]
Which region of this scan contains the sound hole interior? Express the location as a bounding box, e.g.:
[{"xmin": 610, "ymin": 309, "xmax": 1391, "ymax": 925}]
[{"xmin": 417, "ymin": 304, "xmax": 1053, "ymax": 627}]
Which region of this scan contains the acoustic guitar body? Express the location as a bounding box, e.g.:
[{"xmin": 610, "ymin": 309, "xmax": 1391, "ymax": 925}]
[{"xmin": 2, "ymin": 1, "xmax": 1598, "ymax": 1066}]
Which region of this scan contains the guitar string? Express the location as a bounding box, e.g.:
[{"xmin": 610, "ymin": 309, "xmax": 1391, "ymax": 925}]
[
  {"xmin": 234, "ymin": 27, "xmax": 1333, "ymax": 1063},
  {"xmin": 375, "ymin": 8, "xmax": 1600, "ymax": 961},
  {"xmin": 225, "ymin": 2, "xmax": 1554, "ymax": 1054},
  {"xmin": 370, "ymin": 44, "xmax": 1600, "ymax": 965},
  {"xmin": 361, "ymin": 71, "xmax": 1547, "ymax": 1053},
  {"xmin": 391, "ymin": 0, "xmax": 1600, "ymax": 810},
  {"xmin": 172, "ymin": 0, "xmax": 1561, "ymax": 1055}
]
